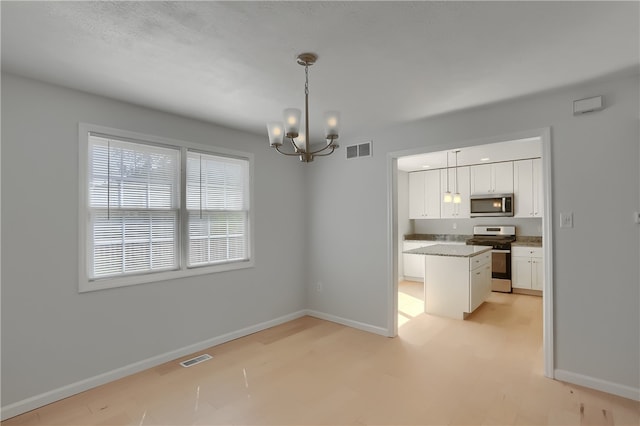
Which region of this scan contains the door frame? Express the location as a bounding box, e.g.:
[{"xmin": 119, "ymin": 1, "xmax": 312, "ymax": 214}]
[{"xmin": 386, "ymin": 127, "xmax": 554, "ymax": 378}]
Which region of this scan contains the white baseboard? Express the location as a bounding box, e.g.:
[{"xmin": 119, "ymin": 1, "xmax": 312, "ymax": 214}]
[
  {"xmin": 0, "ymin": 310, "xmax": 307, "ymax": 421},
  {"xmin": 554, "ymin": 369, "xmax": 640, "ymax": 401},
  {"xmin": 305, "ymin": 309, "xmax": 391, "ymax": 337}
]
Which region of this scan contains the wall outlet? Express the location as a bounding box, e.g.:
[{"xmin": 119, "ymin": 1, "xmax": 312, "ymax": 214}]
[
  {"xmin": 452, "ymin": 222, "xmax": 457, "ymax": 230},
  {"xmin": 316, "ymin": 281, "xmax": 323, "ymax": 292},
  {"xmin": 560, "ymin": 212, "xmax": 573, "ymax": 228}
]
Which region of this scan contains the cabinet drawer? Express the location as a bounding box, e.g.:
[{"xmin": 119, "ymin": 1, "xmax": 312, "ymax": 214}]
[
  {"xmin": 469, "ymin": 251, "xmax": 491, "ymax": 270},
  {"xmin": 512, "ymin": 246, "xmax": 542, "ymax": 257}
]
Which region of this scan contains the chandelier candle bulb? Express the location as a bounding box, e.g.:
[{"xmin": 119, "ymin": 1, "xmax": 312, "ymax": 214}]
[
  {"xmin": 266, "ymin": 122, "xmax": 284, "ymax": 147},
  {"xmin": 283, "ymin": 108, "xmax": 301, "ymax": 138},
  {"xmin": 324, "ymin": 110, "xmax": 341, "ymax": 140}
]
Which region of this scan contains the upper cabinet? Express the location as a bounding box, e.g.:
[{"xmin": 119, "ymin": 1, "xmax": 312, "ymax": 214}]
[
  {"xmin": 513, "ymin": 159, "xmax": 543, "ymax": 218},
  {"xmin": 440, "ymin": 166, "xmax": 470, "ymax": 218},
  {"xmin": 409, "ymin": 170, "xmax": 441, "ymax": 219},
  {"xmin": 470, "ymin": 162, "xmax": 513, "ymax": 195},
  {"xmin": 409, "ymin": 158, "xmax": 542, "ymax": 220}
]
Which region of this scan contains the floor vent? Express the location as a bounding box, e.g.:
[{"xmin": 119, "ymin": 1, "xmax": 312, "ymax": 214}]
[
  {"xmin": 180, "ymin": 353, "xmax": 212, "ymax": 368},
  {"xmin": 346, "ymin": 140, "xmax": 372, "ymax": 159}
]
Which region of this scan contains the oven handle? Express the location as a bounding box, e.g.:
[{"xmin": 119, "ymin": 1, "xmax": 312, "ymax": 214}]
[{"xmin": 491, "ymin": 249, "xmax": 511, "ymax": 253}]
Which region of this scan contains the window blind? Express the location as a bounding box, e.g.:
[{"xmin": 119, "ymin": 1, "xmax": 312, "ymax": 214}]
[
  {"xmin": 88, "ymin": 135, "xmax": 180, "ymax": 279},
  {"xmin": 186, "ymin": 151, "xmax": 249, "ymax": 266}
]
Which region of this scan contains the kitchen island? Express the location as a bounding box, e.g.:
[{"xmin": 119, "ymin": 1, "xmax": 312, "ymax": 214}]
[{"xmin": 403, "ymin": 244, "xmax": 492, "ymax": 319}]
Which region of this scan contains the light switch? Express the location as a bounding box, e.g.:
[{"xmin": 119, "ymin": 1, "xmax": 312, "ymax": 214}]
[{"xmin": 560, "ymin": 212, "xmax": 573, "ymax": 228}]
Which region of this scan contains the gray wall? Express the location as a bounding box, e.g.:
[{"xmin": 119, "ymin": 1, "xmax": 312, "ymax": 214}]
[
  {"xmin": 2, "ymin": 71, "xmax": 639, "ymax": 408},
  {"xmin": 1, "ymin": 73, "xmax": 308, "ymax": 406},
  {"xmin": 307, "ymin": 73, "xmax": 640, "ymax": 393},
  {"xmin": 413, "ymin": 217, "xmax": 543, "ymax": 237}
]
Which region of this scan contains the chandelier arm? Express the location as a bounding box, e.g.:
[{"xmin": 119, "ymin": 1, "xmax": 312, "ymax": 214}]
[
  {"xmin": 289, "ymin": 137, "xmax": 303, "ymax": 153},
  {"xmin": 308, "ymin": 142, "xmax": 335, "ymax": 156},
  {"xmin": 274, "ymin": 145, "xmax": 304, "ymax": 157},
  {"xmin": 312, "ymin": 146, "xmax": 336, "ymax": 157}
]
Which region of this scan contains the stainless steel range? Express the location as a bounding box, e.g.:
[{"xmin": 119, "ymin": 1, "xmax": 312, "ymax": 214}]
[{"xmin": 466, "ymin": 226, "xmax": 516, "ymax": 293}]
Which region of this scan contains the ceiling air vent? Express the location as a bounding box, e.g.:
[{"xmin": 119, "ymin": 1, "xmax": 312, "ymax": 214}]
[
  {"xmin": 346, "ymin": 141, "xmax": 372, "ymax": 159},
  {"xmin": 180, "ymin": 353, "xmax": 212, "ymax": 368}
]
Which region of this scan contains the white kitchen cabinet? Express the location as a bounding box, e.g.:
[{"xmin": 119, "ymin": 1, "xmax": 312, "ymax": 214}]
[
  {"xmin": 440, "ymin": 166, "xmax": 470, "ymax": 218},
  {"xmin": 514, "ymin": 158, "xmax": 543, "ymax": 218},
  {"xmin": 409, "ymin": 170, "xmax": 441, "ymax": 219},
  {"xmin": 424, "ymin": 249, "xmax": 492, "ymax": 319},
  {"xmin": 470, "ymin": 162, "xmax": 514, "ymax": 195},
  {"xmin": 403, "ymin": 241, "xmax": 436, "ymax": 280},
  {"xmin": 470, "ymin": 261, "xmax": 492, "ymax": 312},
  {"xmin": 511, "ymin": 246, "xmax": 543, "ymax": 292}
]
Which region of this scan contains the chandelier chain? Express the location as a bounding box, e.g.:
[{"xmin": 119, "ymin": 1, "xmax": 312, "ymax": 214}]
[{"xmin": 304, "ymin": 64, "xmax": 309, "ymax": 96}]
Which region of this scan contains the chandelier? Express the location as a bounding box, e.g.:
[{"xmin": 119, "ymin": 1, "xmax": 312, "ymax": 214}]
[{"xmin": 266, "ymin": 53, "xmax": 340, "ymax": 162}]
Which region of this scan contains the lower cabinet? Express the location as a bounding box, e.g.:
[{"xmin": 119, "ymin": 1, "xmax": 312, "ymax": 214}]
[
  {"xmin": 403, "ymin": 241, "xmax": 464, "ymax": 281},
  {"xmin": 511, "ymin": 246, "xmax": 543, "ymax": 291},
  {"xmin": 470, "ymin": 260, "xmax": 492, "ymax": 312},
  {"xmin": 403, "ymin": 241, "xmax": 435, "ymax": 280},
  {"xmin": 425, "ymin": 250, "xmax": 491, "ymax": 319}
]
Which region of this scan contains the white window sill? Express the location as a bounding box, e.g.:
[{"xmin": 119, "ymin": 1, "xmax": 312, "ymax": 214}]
[{"xmin": 79, "ymin": 259, "xmax": 255, "ymax": 293}]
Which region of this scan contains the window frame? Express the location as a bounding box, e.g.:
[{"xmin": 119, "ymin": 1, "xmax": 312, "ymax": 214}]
[
  {"xmin": 184, "ymin": 149, "xmax": 250, "ymax": 268},
  {"xmin": 78, "ymin": 123, "xmax": 254, "ymax": 293}
]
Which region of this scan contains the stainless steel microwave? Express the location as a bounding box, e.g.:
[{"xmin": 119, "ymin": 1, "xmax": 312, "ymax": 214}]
[{"xmin": 470, "ymin": 194, "xmax": 514, "ymax": 217}]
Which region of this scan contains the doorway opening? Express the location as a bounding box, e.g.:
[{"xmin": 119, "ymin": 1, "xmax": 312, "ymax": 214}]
[{"xmin": 387, "ymin": 128, "xmax": 554, "ymax": 378}]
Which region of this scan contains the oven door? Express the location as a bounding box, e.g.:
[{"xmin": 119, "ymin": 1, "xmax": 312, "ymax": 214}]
[
  {"xmin": 491, "ymin": 249, "xmax": 511, "ymax": 280},
  {"xmin": 491, "ymin": 249, "xmax": 512, "ymax": 292}
]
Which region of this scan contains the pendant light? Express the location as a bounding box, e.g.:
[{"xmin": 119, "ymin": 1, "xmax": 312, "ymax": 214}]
[
  {"xmin": 443, "ymin": 151, "xmax": 452, "ymax": 203},
  {"xmin": 453, "ymin": 149, "xmax": 462, "ymax": 204}
]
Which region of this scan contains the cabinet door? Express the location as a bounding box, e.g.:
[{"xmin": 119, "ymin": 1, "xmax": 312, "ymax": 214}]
[
  {"xmin": 470, "ymin": 264, "xmax": 491, "ymax": 312},
  {"xmin": 532, "ymin": 257, "xmax": 544, "ymax": 291},
  {"xmin": 440, "ymin": 168, "xmax": 455, "ymax": 218},
  {"xmin": 493, "ymin": 162, "xmax": 514, "ymax": 194},
  {"xmin": 511, "ymin": 256, "xmax": 532, "ymax": 289},
  {"xmin": 409, "ymin": 171, "xmax": 426, "ymax": 219},
  {"xmin": 470, "ymin": 164, "xmax": 492, "ymax": 194},
  {"xmin": 454, "ymin": 166, "xmax": 470, "ymax": 218},
  {"xmin": 532, "ymin": 158, "xmax": 543, "ymax": 217},
  {"xmin": 424, "ymin": 169, "xmax": 441, "ymax": 218},
  {"xmin": 404, "ymin": 253, "xmax": 424, "ymax": 279},
  {"xmin": 514, "ymin": 159, "xmax": 534, "ymax": 217}
]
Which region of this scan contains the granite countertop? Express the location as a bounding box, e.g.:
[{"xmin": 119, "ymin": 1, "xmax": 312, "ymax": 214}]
[
  {"xmin": 403, "ymin": 244, "xmax": 492, "ymax": 258},
  {"xmin": 512, "ymin": 236, "xmax": 543, "ymax": 247},
  {"xmin": 404, "ymin": 234, "xmax": 471, "ymax": 243}
]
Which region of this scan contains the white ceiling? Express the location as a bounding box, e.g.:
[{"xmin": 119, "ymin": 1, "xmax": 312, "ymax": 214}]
[
  {"xmin": 1, "ymin": 2, "xmax": 638, "ymax": 145},
  {"xmin": 396, "ymin": 137, "xmax": 541, "ymax": 172}
]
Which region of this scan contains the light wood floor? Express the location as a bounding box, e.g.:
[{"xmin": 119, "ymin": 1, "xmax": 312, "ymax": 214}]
[{"xmin": 4, "ymin": 284, "xmax": 639, "ymax": 425}]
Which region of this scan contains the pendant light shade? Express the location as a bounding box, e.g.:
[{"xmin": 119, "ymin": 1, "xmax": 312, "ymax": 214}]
[
  {"xmin": 283, "ymin": 108, "xmax": 301, "ymax": 138},
  {"xmin": 266, "ymin": 122, "xmax": 284, "ymax": 147}
]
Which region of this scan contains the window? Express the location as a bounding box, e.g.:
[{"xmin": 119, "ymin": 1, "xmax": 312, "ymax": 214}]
[
  {"xmin": 186, "ymin": 151, "xmax": 249, "ymax": 266},
  {"xmin": 88, "ymin": 137, "xmax": 180, "ymax": 279},
  {"xmin": 79, "ymin": 124, "xmax": 253, "ymax": 292}
]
